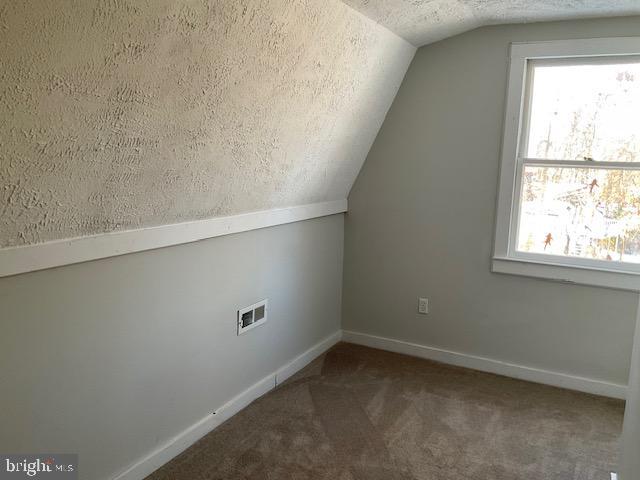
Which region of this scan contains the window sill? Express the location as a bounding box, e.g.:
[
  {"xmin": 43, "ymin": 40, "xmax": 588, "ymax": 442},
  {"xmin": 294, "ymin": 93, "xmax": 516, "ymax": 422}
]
[{"xmin": 492, "ymin": 257, "xmax": 640, "ymax": 292}]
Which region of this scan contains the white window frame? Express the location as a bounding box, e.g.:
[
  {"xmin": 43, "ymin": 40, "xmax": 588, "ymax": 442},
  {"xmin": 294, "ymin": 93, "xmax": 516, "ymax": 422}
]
[{"xmin": 493, "ymin": 37, "xmax": 640, "ymax": 292}]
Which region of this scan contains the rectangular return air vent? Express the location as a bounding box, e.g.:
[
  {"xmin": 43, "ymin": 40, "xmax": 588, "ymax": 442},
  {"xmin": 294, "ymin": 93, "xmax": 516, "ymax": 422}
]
[{"xmin": 237, "ymin": 299, "xmax": 268, "ymax": 335}]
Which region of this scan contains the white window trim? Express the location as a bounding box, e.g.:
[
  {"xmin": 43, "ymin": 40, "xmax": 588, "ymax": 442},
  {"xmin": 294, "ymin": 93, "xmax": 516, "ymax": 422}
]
[{"xmin": 493, "ymin": 37, "xmax": 640, "ymax": 292}]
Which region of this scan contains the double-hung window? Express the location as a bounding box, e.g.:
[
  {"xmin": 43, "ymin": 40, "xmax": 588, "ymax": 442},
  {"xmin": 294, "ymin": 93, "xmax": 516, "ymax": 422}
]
[{"xmin": 493, "ymin": 38, "xmax": 640, "ymax": 291}]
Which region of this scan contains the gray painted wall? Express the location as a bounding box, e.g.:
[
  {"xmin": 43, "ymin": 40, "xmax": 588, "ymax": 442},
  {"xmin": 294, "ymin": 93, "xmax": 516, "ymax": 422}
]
[
  {"xmin": 0, "ymin": 214, "xmax": 343, "ymax": 480},
  {"xmin": 344, "ymin": 17, "xmax": 640, "ymax": 386},
  {"xmin": 620, "ymin": 298, "xmax": 640, "ymax": 479}
]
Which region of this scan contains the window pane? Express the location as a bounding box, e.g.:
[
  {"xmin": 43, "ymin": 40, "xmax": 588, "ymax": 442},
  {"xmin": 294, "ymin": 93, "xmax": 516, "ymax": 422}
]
[
  {"xmin": 517, "ymin": 166, "xmax": 640, "ymax": 263},
  {"xmin": 526, "ymin": 60, "xmax": 640, "ymax": 162}
]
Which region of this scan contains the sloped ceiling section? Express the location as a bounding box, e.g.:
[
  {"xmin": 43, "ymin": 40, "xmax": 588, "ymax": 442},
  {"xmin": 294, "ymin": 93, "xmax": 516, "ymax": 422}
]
[
  {"xmin": 342, "ymin": 0, "xmax": 640, "ymax": 46},
  {"xmin": 0, "ymin": 0, "xmax": 414, "ymax": 248}
]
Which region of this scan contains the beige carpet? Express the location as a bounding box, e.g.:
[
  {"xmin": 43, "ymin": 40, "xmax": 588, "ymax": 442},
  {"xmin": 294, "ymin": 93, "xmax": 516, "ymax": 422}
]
[{"xmin": 146, "ymin": 343, "xmax": 624, "ymax": 480}]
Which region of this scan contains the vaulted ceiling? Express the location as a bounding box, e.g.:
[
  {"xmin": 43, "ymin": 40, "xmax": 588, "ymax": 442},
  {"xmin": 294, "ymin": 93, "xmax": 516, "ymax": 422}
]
[
  {"xmin": 2, "ymin": 0, "xmax": 640, "ymax": 248},
  {"xmin": 0, "ymin": 0, "xmax": 414, "ymax": 247},
  {"xmin": 342, "ymin": 0, "xmax": 640, "ymax": 46}
]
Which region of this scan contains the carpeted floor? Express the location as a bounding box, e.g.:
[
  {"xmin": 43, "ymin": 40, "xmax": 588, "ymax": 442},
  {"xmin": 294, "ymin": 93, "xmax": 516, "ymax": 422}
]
[{"xmin": 146, "ymin": 342, "xmax": 624, "ymax": 480}]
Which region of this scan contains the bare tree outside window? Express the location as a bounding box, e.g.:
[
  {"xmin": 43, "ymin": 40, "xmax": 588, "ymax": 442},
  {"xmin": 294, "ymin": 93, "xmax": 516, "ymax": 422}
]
[{"xmin": 517, "ymin": 61, "xmax": 640, "ymax": 264}]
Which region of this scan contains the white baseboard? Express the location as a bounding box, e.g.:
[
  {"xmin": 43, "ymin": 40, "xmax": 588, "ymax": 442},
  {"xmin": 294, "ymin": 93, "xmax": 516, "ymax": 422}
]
[
  {"xmin": 110, "ymin": 328, "xmax": 624, "ymax": 480},
  {"xmin": 341, "ymin": 330, "xmax": 627, "ymax": 400},
  {"xmin": 274, "ymin": 331, "xmax": 342, "ymax": 386},
  {"xmin": 0, "ymin": 200, "xmax": 347, "ymax": 278},
  {"xmin": 111, "ymin": 330, "xmax": 342, "ymax": 480}
]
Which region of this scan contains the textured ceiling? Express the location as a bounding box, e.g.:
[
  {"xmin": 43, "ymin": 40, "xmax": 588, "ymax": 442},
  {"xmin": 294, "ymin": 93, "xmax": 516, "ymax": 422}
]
[
  {"xmin": 0, "ymin": 0, "xmax": 414, "ymax": 247},
  {"xmin": 341, "ymin": 0, "xmax": 640, "ymax": 46}
]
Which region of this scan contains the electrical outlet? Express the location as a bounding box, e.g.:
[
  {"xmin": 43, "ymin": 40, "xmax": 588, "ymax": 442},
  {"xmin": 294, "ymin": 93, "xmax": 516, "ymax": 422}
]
[{"xmin": 418, "ymin": 297, "xmax": 429, "ymax": 315}]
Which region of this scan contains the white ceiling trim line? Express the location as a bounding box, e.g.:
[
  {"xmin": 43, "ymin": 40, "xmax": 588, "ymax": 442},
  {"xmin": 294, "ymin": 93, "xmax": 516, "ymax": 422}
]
[{"xmin": 0, "ymin": 200, "xmax": 348, "ymax": 278}]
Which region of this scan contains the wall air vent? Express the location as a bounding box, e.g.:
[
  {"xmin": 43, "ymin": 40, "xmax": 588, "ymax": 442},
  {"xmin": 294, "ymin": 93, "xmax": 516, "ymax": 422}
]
[{"xmin": 237, "ymin": 299, "xmax": 268, "ymax": 335}]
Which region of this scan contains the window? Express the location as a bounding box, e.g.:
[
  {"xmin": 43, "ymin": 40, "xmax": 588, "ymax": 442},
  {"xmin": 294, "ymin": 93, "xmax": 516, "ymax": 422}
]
[{"xmin": 494, "ymin": 38, "xmax": 640, "ymax": 291}]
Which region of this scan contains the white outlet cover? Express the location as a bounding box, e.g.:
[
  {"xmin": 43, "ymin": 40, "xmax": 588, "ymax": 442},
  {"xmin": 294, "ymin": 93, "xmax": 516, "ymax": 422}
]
[{"xmin": 418, "ymin": 297, "xmax": 429, "ymax": 314}]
